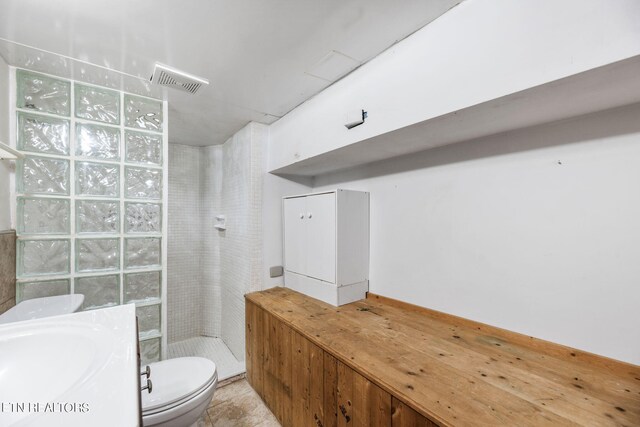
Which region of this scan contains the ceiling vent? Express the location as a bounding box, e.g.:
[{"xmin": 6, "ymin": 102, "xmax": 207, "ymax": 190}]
[{"xmin": 150, "ymin": 63, "xmax": 209, "ymax": 94}]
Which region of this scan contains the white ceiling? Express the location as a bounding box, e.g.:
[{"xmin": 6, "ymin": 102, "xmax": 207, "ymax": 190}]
[{"xmin": 0, "ymin": 0, "xmax": 461, "ymax": 145}]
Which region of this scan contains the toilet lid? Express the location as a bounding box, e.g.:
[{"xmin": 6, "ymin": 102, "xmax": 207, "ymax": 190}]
[{"xmin": 141, "ymin": 357, "xmax": 217, "ymax": 413}]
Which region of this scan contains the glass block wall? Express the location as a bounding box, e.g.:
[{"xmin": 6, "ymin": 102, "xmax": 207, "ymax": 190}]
[{"xmin": 11, "ymin": 69, "xmax": 168, "ymax": 364}]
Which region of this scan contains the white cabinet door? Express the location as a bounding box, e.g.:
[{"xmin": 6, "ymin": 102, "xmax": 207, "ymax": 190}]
[
  {"xmin": 284, "ymin": 197, "xmax": 307, "ymax": 275},
  {"xmin": 305, "ymin": 193, "xmax": 336, "ymax": 283}
]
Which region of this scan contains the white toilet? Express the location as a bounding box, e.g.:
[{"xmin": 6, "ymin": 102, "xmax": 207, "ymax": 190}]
[{"xmin": 141, "ymin": 357, "xmax": 218, "ymax": 427}]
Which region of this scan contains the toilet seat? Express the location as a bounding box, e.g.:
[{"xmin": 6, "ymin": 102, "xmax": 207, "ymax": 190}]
[
  {"xmin": 142, "ymin": 357, "xmax": 217, "ymax": 415},
  {"xmin": 143, "ymin": 374, "xmax": 217, "ymax": 417},
  {"xmin": 141, "ymin": 375, "xmax": 217, "ymax": 426}
]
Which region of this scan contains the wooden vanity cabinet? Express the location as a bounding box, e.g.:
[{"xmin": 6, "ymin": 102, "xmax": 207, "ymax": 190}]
[
  {"xmin": 247, "ymin": 302, "xmax": 294, "ymax": 426},
  {"xmin": 291, "ymin": 330, "xmax": 325, "ymax": 427},
  {"xmin": 391, "ymin": 398, "xmax": 438, "ymax": 427},
  {"xmin": 246, "ymin": 299, "xmax": 419, "ymax": 427},
  {"xmin": 247, "ymin": 287, "xmax": 640, "ymax": 427},
  {"xmin": 334, "ymin": 359, "xmax": 391, "ymax": 427}
]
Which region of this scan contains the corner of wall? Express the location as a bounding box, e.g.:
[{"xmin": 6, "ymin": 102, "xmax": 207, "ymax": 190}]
[
  {"xmin": 261, "ymin": 122, "xmax": 313, "ymax": 291},
  {"xmin": 0, "ymin": 55, "xmax": 13, "ymax": 231}
]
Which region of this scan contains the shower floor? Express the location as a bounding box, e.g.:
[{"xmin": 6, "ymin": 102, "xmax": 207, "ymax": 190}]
[{"xmin": 167, "ymin": 336, "xmax": 245, "ymax": 381}]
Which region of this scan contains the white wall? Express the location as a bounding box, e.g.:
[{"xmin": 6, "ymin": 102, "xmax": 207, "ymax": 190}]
[
  {"xmin": 261, "ymin": 173, "xmax": 311, "ymax": 289},
  {"xmin": 269, "ymin": 0, "xmax": 640, "ymax": 172},
  {"xmin": 264, "ymin": 0, "xmax": 640, "ymax": 365},
  {"xmin": 309, "ymin": 104, "xmax": 640, "ymax": 364},
  {"xmin": 261, "ymin": 124, "xmax": 312, "ymax": 289},
  {"xmin": 0, "ymin": 55, "xmax": 11, "ymax": 230}
]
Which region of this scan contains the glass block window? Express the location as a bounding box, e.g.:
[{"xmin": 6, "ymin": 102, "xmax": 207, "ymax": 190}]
[
  {"xmin": 125, "ymin": 167, "xmax": 162, "ymax": 199},
  {"xmin": 140, "ymin": 337, "xmax": 161, "ymax": 365},
  {"xmin": 137, "ymin": 303, "xmax": 161, "ymax": 338},
  {"xmin": 124, "ymin": 238, "xmax": 161, "ymax": 269},
  {"xmin": 17, "ymin": 69, "xmax": 70, "ymax": 116},
  {"xmin": 17, "ymin": 156, "xmax": 70, "ymax": 195},
  {"xmin": 75, "ymin": 83, "xmax": 120, "ymax": 125},
  {"xmin": 76, "ymin": 200, "xmax": 120, "ymax": 233},
  {"xmin": 125, "ymin": 202, "xmax": 162, "ymax": 233},
  {"xmin": 17, "ymin": 279, "xmax": 70, "ymax": 303},
  {"xmin": 75, "ymin": 123, "xmax": 120, "ymax": 160},
  {"xmin": 75, "ymin": 161, "xmax": 120, "ymax": 197},
  {"xmin": 124, "ymin": 94, "xmax": 163, "ymax": 132},
  {"xmin": 17, "ymin": 239, "xmax": 70, "ymax": 277},
  {"xmin": 75, "ymin": 275, "xmax": 120, "ymax": 310},
  {"xmin": 17, "ymin": 112, "xmax": 70, "ymax": 156},
  {"xmin": 14, "ymin": 69, "xmax": 166, "ymax": 359},
  {"xmin": 124, "ymin": 270, "xmax": 161, "ymax": 303},
  {"xmin": 76, "ymin": 238, "xmax": 120, "ymax": 272},
  {"xmin": 125, "ymin": 130, "xmax": 162, "ymax": 165},
  {"xmin": 17, "ymin": 197, "xmax": 70, "ymax": 235}
]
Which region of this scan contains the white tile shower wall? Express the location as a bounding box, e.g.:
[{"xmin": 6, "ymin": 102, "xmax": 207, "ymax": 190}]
[
  {"xmin": 249, "ymin": 124, "xmax": 265, "ymax": 293},
  {"xmin": 201, "ymin": 145, "xmax": 222, "ymax": 337},
  {"xmin": 167, "ymin": 122, "xmax": 264, "ymax": 356},
  {"xmin": 167, "ymin": 144, "xmax": 203, "ymax": 342},
  {"xmin": 219, "ymin": 123, "xmax": 264, "ymax": 360}
]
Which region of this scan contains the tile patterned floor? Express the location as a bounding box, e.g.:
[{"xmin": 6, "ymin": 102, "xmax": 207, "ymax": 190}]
[
  {"xmin": 167, "ymin": 336, "xmax": 246, "ymax": 381},
  {"xmin": 196, "ymin": 379, "xmax": 280, "ymax": 427}
]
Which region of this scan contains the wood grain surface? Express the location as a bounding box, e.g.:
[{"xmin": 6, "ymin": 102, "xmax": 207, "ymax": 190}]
[{"xmin": 246, "ymin": 287, "xmax": 640, "ymax": 427}]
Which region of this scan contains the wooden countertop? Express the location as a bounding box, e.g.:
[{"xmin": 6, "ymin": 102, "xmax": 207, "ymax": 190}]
[{"xmin": 246, "ymin": 287, "xmax": 640, "ymax": 427}]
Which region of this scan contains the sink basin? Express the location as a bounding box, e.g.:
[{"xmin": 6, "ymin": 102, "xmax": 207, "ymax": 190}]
[
  {"xmin": 0, "ymin": 304, "xmax": 139, "ymax": 426},
  {"xmin": 0, "ymin": 321, "xmax": 110, "ymax": 404},
  {"xmin": 0, "ymin": 294, "xmax": 85, "ymax": 324}
]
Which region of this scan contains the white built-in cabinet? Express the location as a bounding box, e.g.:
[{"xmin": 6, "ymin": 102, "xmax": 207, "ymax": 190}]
[{"xmin": 283, "ymin": 189, "xmax": 369, "ymax": 306}]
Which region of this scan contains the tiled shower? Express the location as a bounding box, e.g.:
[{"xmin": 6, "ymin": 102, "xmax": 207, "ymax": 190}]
[
  {"xmin": 10, "ymin": 69, "xmax": 168, "ymax": 365},
  {"xmin": 9, "ymin": 66, "xmax": 266, "ymax": 379},
  {"xmin": 166, "ymin": 123, "xmax": 265, "ymax": 380}
]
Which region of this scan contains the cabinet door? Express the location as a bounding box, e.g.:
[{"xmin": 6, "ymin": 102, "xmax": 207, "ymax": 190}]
[
  {"xmin": 245, "ymin": 301, "xmax": 264, "ymax": 397},
  {"xmin": 324, "ymin": 353, "xmax": 339, "ymax": 427},
  {"xmin": 284, "ymin": 197, "xmax": 307, "ymax": 275},
  {"xmin": 262, "ymin": 312, "xmax": 293, "ymax": 427},
  {"xmin": 336, "ymin": 361, "xmax": 391, "ymax": 427},
  {"xmin": 391, "ymin": 398, "xmax": 439, "ymax": 427},
  {"xmin": 305, "ymin": 193, "xmax": 336, "ymax": 283},
  {"xmin": 291, "ymin": 331, "xmax": 325, "ymax": 427}
]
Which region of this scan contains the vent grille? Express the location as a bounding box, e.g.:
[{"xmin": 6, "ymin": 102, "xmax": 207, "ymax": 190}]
[{"xmin": 150, "ymin": 63, "xmax": 209, "ymax": 94}]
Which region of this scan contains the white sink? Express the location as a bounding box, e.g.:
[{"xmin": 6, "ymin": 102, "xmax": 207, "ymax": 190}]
[
  {"xmin": 0, "ymin": 294, "xmax": 85, "ymax": 324},
  {"xmin": 0, "ymin": 321, "xmax": 109, "ymax": 405},
  {"xmin": 0, "ymin": 304, "xmax": 139, "ymax": 427}
]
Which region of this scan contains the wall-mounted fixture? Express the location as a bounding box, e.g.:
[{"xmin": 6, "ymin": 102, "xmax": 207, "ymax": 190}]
[
  {"xmin": 214, "ymin": 215, "xmax": 226, "ymax": 231},
  {"xmin": 0, "ymin": 141, "xmax": 24, "ymax": 160},
  {"xmin": 269, "ymin": 266, "xmax": 284, "ymax": 278},
  {"xmin": 150, "ymin": 63, "xmax": 209, "ymax": 95},
  {"xmin": 344, "ymin": 109, "xmax": 367, "ymax": 129}
]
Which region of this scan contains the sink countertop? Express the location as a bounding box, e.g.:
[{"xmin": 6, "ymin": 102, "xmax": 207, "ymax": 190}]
[{"xmin": 0, "ymin": 304, "xmax": 139, "ymax": 427}]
